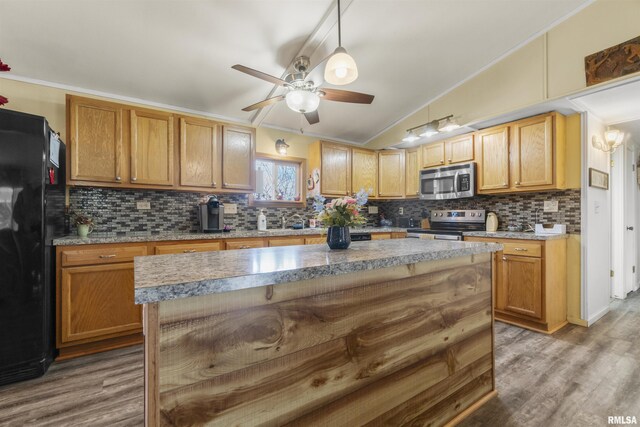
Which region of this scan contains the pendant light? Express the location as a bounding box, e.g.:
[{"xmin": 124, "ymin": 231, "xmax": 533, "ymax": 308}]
[
  {"xmin": 402, "ymin": 130, "xmax": 420, "ymax": 143},
  {"xmin": 324, "ymin": 0, "xmax": 358, "ymax": 86},
  {"xmin": 438, "ymin": 116, "xmax": 461, "ymax": 133},
  {"xmin": 419, "ymin": 120, "xmax": 440, "ymax": 138}
]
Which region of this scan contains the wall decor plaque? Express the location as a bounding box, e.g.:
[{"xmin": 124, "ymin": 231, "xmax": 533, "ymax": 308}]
[
  {"xmin": 589, "ymin": 168, "xmax": 609, "ymax": 190},
  {"xmin": 585, "ymin": 35, "xmax": 640, "ymax": 86}
]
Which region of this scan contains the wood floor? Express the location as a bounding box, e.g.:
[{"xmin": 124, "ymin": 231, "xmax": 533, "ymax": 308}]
[{"xmin": 1, "ymin": 291, "xmax": 639, "ymax": 426}]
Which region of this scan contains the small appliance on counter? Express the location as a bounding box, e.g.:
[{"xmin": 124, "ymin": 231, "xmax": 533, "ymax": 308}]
[
  {"xmin": 198, "ymin": 195, "xmax": 224, "ymax": 233},
  {"xmin": 486, "ymin": 212, "xmax": 498, "ymax": 232}
]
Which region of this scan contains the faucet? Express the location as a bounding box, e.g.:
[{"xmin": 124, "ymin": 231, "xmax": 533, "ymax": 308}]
[
  {"xmin": 524, "ymin": 209, "xmax": 543, "ymax": 233},
  {"xmin": 282, "ymin": 214, "xmax": 305, "ymax": 229}
]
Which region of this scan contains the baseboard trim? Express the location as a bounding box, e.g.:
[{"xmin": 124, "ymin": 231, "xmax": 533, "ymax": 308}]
[
  {"xmin": 567, "ymin": 316, "xmax": 588, "ymax": 327},
  {"xmin": 587, "ymin": 306, "xmax": 610, "ymax": 326},
  {"xmin": 445, "ymin": 390, "xmax": 498, "ymax": 426}
]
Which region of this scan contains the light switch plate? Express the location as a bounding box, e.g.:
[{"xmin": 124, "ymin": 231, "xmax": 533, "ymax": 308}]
[
  {"xmin": 399, "ymin": 207, "xmax": 404, "ymax": 215},
  {"xmin": 136, "ymin": 201, "xmax": 151, "ymax": 210},
  {"xmin": 368, "ymin": 206, "xmax": 379, "ymax": 214},
  {"xmin": 543, "ymin": 200, "xmax": 558, "ymax": 212},
  {"xmin": 225, "ymin": 203, "xmax": 238, "ymax": 214}
]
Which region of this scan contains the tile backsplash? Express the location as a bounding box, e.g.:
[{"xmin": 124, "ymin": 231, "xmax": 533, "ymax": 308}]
[{"xmin": 69, "ymin": 187, "xmax": 581, "ymax": 234}]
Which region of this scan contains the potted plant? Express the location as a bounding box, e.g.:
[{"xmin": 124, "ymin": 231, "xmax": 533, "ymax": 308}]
[
  {"xmin": 71, "ymin": 211, "xmax": 94, "ymax": 238},
  {"xmin": 314, "ymin": 189, "xmax": 368, "ymax": 249}
]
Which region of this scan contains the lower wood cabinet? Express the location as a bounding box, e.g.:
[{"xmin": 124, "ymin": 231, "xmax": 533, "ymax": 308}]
[
  {"xmin": 268, "ymin": 237, "xmax": 305, "ymax": 247},
  {"xmin": 154, "ymin": 241, "xmax": 223, "ymax": 255},
  {"xmin": 465, "ymin": 236, "xmax": 567, "ymax": 334},
  {"xmin": 225, "ymin": 239, "xmax": 266, "ymax": 250}
]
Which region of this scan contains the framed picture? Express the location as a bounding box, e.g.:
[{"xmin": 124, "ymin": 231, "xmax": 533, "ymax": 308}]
[{"xmin": 589, "ymin": 168, "xmax": 609, "ymax": 190}]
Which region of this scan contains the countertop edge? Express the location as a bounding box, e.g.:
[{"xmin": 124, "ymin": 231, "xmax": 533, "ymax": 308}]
[
  {"xmin": 462, "ymin": 231, "xmax": 571, "ymax": 240},
  {"xmin": 134, "ymin": 242, "xmax": 502, "ymax": 304}
]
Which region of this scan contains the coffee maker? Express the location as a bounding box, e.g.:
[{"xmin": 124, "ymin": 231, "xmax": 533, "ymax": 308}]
[{"xmin": 198, "ymin": 195, "xmax": 224, "ymax": 232}]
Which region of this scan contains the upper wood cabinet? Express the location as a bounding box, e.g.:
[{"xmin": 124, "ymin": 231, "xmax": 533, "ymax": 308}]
[
  {"xmin": 512, "ymin": 114, "xmax": 554, "ymax": 189},
  {"xmin": 179, "ymin": 117, "xmax": 220, "ymax": 189},
  {"xmin": 405, "ymin": 147, "xmax": 420, "ymax": 198},
  {"xmin": 67, "ymin": 95, "xmax": 256, "ymax": 193},
  {"xmin": 378, "ymin": 150, "xmax": 405, "ymax": 198},
  {"xmin": 475, "ymin": 125, "xmax": 510, "ymax": 192},
  {"xmin": 446, "ymin": 134, "xmax": 474, "ymax": 164},
  {"xmin": 309, "ymin": 141, "xmax": 352, "ymax": 197},
  {"xmin": 130, "ymin": 109, "xmax": 174, "ymax": 186},
  {"xmin": 221, "ymin": 125, "xmax": 255, "ymax": 191},
  {"xmin": 68, "ymin": 96, "xmax": 124, "ymax": 184},
  {"xmin": 421, "ymin": 142, "xmax": 445, "ymax": 168},
  {"xmin": 351, "ymin": 148, "xmax": 378, "ymax": 197}
]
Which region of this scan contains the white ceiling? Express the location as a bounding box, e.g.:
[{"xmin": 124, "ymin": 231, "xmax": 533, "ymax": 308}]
[{"xmin": 0, "ymin": 0, "xmax": 591, "ymax": 144}]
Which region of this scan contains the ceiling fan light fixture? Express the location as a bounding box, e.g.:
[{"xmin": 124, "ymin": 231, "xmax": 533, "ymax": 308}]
[
  {"xmin": 324, "ymin": 47, "xmax": 358, "ymax": 85},
  {"xmin": 438, "ymin": 117, "xmax": 461, "ymax": 133},
  {"xmin": 285, "ymin": 89, "xmax": 320, "ymax": 113},
  {"xmin": 402, "ymin": 130, "xmax": 420, "ymax": 143}
]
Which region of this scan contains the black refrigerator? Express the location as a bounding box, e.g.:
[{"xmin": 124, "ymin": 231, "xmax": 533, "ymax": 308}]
[{"xmin": 0, "ymin": 108, "xmax": 65, "ymax": 386}]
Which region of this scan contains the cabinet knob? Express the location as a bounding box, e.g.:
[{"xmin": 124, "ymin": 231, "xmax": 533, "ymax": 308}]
[
  {"xmin": 212, "ymin": 182, "xmax": 217, "ymax": 187},
  {"xmin": 448, "ymin": 159, "xmax": 452, "ymax": 162},
  {"xmin": 239, "ymin": 245, "xmax": 250, "ymax": 249},
  {"xmin": 224, "ymin": 182, "xmax": 228, "ymax": 186},
  {"xmin": 131, "ymin": 177, "xmax": 137, "ymax": 182},
  {"xmin": 514, "ymin": 247, "xmax": 528, "ymax": 251},
  {"xmin": 183, "ymin": 249, "xmax": 196, "ymax": 253},
  {"xmin": 502, "ymin": 182, "xmax": 506, "ymax": 186},
  {"xmin": 115, "ymin": 176, "xmax": 121, "ymax": 181},
  {"xmin": 440, "ymin": 160, "xmax": 444, "ymax": 164},
  {"xmin": 515, "ymin": 181, "xmax": 520, "ymax": 185},
  {"xmin": 502, "ymin": 256, "xmax": 507, "ymax": 261}
]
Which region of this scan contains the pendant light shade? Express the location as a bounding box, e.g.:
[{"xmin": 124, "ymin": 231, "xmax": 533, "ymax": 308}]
[
  {"xmin": 285, "ymin": 89, "xmax": 320, "ymax": 113},
  {"xmin": 324, "ymin": 47, "xmax": 358, "ymax": 85},
  {"xmin": 438, "ymin": 117, "xmax": 461, "ymax": 133},
  {"xmin": 419, "ymin": 120, "xmax": 440, "ymax": 138},
  {"xmin": 402, "ymin": 130, "xmax": 420, "ymax": 143}
]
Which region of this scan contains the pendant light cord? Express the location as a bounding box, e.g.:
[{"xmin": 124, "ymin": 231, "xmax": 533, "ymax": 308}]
[{"xmin": 337, "ymin": 0, "xmax": 342, "ymax": 47}]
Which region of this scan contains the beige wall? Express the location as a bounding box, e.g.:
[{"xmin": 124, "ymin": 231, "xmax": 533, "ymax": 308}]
[
  {"xmin": 0, "ymin": 77, "xmax": 316, "ymax": 159},
  {"xmin": 367, "ymin": 0, "xmax": 640, "ymax": 150}
]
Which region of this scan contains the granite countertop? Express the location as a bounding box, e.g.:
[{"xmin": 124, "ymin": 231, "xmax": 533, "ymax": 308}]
[
  {"xmin": 52, "ymin": 227, "xmax": 407, "ymax": 246},
  {"xmin": 463, "ymin": 231, "xmax": 570, "ymax": 240},
  {"xmin": 134, "ymin": 239, "xmax": 502, "ymax": 304}
]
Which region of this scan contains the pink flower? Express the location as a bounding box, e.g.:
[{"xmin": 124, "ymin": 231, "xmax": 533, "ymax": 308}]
[
  {"xmin": 345, "ymin": 198, "xmax": 357, "ymax": 204},
  {"xmin": 0, "ymin": 95, "xmax": 8, "ymax": 106},
  {"xmin": 0, "ymin": 59, "xmax": 10, "ymax": 72}
]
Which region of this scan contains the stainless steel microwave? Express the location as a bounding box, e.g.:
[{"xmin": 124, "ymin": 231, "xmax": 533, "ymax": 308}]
[{"xmin": 419, "ymin": 162, "xmax": 476, "ymax": 200}]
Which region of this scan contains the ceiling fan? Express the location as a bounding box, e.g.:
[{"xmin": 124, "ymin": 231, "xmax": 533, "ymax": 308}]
[{"xmin": 232, "ymin": 55, "xmax": 374, "ymax": 125}]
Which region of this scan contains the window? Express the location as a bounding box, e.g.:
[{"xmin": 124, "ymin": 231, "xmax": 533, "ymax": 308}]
[{"xmin": 250, "ymin": 154, "xmax": 306, "ymax": 207}]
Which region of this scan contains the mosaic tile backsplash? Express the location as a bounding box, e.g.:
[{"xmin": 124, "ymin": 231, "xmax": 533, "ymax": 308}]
[{"xmin": 68, "ymin": 187, "xmax": 581, "ymax": 234}]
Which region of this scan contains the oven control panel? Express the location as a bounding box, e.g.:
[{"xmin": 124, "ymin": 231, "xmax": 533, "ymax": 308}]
[{"xmin": 430, "ymin": 209, "xmax": 486, "ymax": 222}]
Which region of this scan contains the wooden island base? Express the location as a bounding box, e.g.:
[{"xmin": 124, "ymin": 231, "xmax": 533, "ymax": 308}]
[{"xmin": 143, "ymin": 253, "xmax": 495, "ymax": 426}]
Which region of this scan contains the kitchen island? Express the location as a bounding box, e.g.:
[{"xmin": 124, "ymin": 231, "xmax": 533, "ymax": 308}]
[{"xmin": 135, "ymin": 239, "xmax": 501, "ymax": 426}]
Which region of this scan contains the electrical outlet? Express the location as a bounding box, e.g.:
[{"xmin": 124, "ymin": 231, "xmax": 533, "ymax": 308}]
[
  {"xmin": 368, "ymin": 206, "xmax": 378, "ymax": 214},
  {"xmin": 543, "ymin": 200, "xmax": 558, "ymax": 212},
  {"xmin": 399, "ymin": 207, "xmax": 404, "ymax": 215},
  {"xmin": 136, "ymin": 201, "xmax": 151, "ymax": 210},
  {"xmin": 225, "ymin": 203, "xmax": 238, "ymax": 214}
]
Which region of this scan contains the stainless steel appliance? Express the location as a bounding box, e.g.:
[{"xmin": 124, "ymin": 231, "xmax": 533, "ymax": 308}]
[
  {"xmin": 407, "ymin": 209, "xmax": 485, "ymax": 241},
  {"xmin": 198, "ymin": 196, "xmax": 224, "ymax": 232},
  {"xmin": 419, "ymin": 162, "xmax": 476, "ymax": 200},
  {"xmin": 350, "ymin": 232, "xmax": 372, "ymax": 241}
]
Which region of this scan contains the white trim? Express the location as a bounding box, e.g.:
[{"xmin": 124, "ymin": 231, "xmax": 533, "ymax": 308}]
[
  {"xmin": 587, "ymin": 305, "xmax": 610, "ymax": 326},
  {"xmin": 363, "ymin": 0, "xmax": 597, "ymax": 145},
  {"xmin": 258, "ymin": 122, "xmax": 363, "ymax": 146},
  {"xmin": 580, "ymin": 112, "xmax": 589, "ymax": 321}
]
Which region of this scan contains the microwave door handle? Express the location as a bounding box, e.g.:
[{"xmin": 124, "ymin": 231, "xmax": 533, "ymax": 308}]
[{"xmin": 453, "ymin": 171, "xmax": 459, "ymax": 197}]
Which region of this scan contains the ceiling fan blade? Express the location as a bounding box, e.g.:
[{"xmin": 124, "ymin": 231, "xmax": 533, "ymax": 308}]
[
  {"xmin": 321, "ymin": 88, "xmax": 374, "ymax": 104},
  {"xmin": 304, "ymin": 110, "xmax": 320, "ymax": 125},
  {"xmin": 241, "ymin": 95, "xmax": 286, "ymax": 112},
  {"xmin": 232, "ymin": 64, "xmax": 289, "ymax": 86}
]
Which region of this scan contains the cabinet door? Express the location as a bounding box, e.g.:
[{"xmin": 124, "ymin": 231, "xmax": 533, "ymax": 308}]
[
  {"xmin": 421, "ymin": 142, "xmax": 445, "ymax": 168},
  {"xmin": 305, "ymin": 237, "xmax": 326, "ymax": 245},
  {"xmin": 446, "ymin": 134, "xmax": 474, "ymax": 164},
  {"xmin": 68, "ymin": 96, "xmax": 123, "ymax": 183},
  {"xmin": 405, "ymin": 148, "xmax": 420, "ymax": 198},
  {"xmin": 321, "ymin": 142, "xmax": 351, "ymax": 196},
  {"xmin": 476, "ymin": 126, "xmax": 510, "ymax": 192},
  {"xmin": 351, "ymin": 148, "xmax": 377, "ymax": 196},
  {"xmin": 130, "ymin": 109, "xmax": 174, "ymax": 186},
  {"xmin": 222, "ymin": 125, "xmax": 255, "ymax": 191},
  {"xmin": 512, "ymin": 115, "xmax": 553, "ymax": 188},
  {"xmin": 60, "ymin": 263, "xmax": 142, "ymax": 344},
  {"xmin": 371, "ymin": 233, "xmax": 391, "ymax": 240},
  {"xmin": 268, "ymin": 237, "xmax": 306, "ymax": 247},
  {"xmin": 378, "ymin": 150, "xmax": 406, "ymax": 198},
  {"xmin": 179, "ymin": 117, "xmax": 221, "ymax": 189},
  {"xmin": 499, "ymin": 255, "xmax": 543, "ymax": 320},
  {"xmin": 154, "ymin": 242, "xmax": 222, "ymax": 255}
]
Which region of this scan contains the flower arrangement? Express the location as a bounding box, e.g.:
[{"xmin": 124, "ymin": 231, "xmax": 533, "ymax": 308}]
[
  {"xmin": 70, "ymin": 211, "xmax": 94, "ymax": 227},
  {"xmin": 313, "ymin": 189, "xmax": 369, "ymax": 227},
  {"xmin": 0, "ymin": 58, "xmax": 10, "ymax": 106}
]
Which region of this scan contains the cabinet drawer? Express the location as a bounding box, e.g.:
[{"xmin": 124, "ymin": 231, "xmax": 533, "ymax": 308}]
[
  {"xmin": 503, "ymin": 242, "xmax": 542, "ymax": 257},
  {"xmin": 371, "ymin": 233, "xmax": 392, "ymax": 240},
  {"xmin": 226, "ymin": 239, "xmax": 265, "ymax": 250},
  {"xmin": 268, "ymin": 238, "xmax": 305, "ymax": 247},
  {"xmin": 61, "ymin": 245, "xmax": 148, "ymax": 267},
  {"xmin": 305, "ymin": 237, "xmax": 326, "ymax": 245},
  {"xmin": 154, "ymin": 242, "xmax": 223, "ymax": 255}
]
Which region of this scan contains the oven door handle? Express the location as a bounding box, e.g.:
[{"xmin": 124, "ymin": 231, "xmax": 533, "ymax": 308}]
[{"xmin": 453, "ymin": 171, "xmax": 459, "ymax": 198}]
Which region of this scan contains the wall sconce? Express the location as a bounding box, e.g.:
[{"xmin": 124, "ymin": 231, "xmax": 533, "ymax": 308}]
[
  {"xmin": 275, "ymin": 138, "xmax": 289, "ymax": 155},
  {"xmin": 592, "ymin": 128, "xmax": 624, "ymax": 153},
  {"xmin": 402, "ymin": 115, "xmax": 460, "ymax": 143}
]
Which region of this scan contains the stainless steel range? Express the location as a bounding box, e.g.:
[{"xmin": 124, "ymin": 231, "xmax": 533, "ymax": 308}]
[{"xmin": 407, "ymin": 209, "xmax": 486, "ymax": 241}]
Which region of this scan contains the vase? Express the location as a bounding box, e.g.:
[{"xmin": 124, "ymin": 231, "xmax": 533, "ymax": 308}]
[
  {"xmin": 77, "ymin": 224, "xmax": 94, "ymax": 238},
  {"xmin": 326, "ymin": 226, "xmax": 351, "ymax": 250}
]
